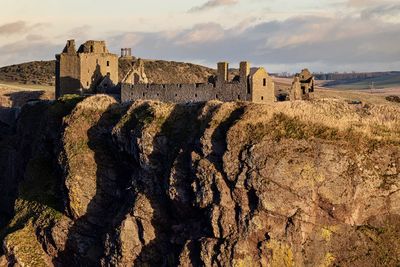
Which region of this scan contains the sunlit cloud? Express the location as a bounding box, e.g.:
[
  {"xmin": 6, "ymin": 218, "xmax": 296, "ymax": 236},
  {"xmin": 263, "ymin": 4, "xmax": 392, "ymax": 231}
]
[{"xmin": 188, "ymin": 0, "xmax": 238, "ymax": 13}]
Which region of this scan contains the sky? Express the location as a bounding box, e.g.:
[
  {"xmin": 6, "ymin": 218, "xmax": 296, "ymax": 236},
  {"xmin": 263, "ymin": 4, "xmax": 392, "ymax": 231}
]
[{"xmin": 0, "ymin": 0, "xmax": 399, "ymax": 72}]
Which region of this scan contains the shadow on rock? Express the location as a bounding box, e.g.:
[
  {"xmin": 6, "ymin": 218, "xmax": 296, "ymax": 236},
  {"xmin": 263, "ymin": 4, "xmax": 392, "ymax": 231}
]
[
  {"xmin": 130, "ymin": 102, "xmax": 216, "ymax": 266},
  {"xmin": 5, "ymin": 90, "xmax": 46, "ymax": 108},
  {"xmin": 54, "ymin": 103, "xmax": 136, "ymax": 266}
]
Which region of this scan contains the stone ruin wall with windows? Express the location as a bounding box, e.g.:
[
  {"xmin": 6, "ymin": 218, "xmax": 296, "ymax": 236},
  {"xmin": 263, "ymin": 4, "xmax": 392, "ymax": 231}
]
[
  {"xmin": 56, "ymin": 40, "xmax": 119, "ymax": 98},
  {"xmin": 121, "ymin": 61, "xmax": 276, "ymax": 104}
]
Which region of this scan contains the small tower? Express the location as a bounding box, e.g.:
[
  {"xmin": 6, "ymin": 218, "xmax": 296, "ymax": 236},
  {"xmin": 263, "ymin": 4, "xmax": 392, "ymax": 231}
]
[
  {"xmin": 217, "ymin": 62, "xmax": 228, "ymax": 85},
  {"xmin": 239, "ymin": 61, "xmax": 250, "ymax": 83},
  {"xmin": 121, "ymin": 48, "xmax": 132, "ymax": 58},
  {"xmin": 63, "ymin": 39, "xmax": 77, "ymax": 54}
]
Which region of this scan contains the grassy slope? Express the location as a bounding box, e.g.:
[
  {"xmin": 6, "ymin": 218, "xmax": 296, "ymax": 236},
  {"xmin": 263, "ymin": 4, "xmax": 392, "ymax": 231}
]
[
  {"xmin": 0, "ymin": 61, "xmax": 55, "ymax": 86},
  {"xmin": 1, "ymin": 59, "xmax": 215, "ymax": 87}
]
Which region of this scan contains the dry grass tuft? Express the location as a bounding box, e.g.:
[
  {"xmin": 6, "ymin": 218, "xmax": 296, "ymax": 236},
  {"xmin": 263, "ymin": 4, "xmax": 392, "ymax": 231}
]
[{"xmin": 229, "ymin": 99, "xmax": 400, "ymax": 144}]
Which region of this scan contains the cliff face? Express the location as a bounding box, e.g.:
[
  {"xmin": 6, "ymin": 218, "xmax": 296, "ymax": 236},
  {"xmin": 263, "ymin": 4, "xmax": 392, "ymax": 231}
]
[{"xmin": 1, "ymin": 95, "xmax": 400, "ymax": 266}]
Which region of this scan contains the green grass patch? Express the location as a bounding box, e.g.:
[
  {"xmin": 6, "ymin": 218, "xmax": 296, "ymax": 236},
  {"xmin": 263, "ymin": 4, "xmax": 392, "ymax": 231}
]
[
  {"xmin": 19, "ymin": 157, "xmax": 63, "ymax": 211},
  {"xmin": 0, "ymin": 155, "xmax": 64, "ymax": 244},
  {"xmin": 49, "ymin": 94, "xmax": 84, "ymax": 118}
]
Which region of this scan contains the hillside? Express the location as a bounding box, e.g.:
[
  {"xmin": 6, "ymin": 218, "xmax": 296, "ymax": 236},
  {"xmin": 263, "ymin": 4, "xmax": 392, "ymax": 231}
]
[
  {"xmin": 0, "ymin": 59, "xmax": 216, "ymax": 87},
  {"xmin": 0, "ymin": 61, "xmax": 55, "ymax": 86},
  {"xmin": 0, "ymin": 95, "xmax": 400, "ymax": 266}
]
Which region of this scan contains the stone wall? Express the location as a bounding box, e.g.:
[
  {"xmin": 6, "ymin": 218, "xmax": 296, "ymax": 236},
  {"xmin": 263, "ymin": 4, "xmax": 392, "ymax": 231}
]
[
  {"xmin": 288, "ymin": 69, "xmax": 315, "ymax": 101},
  {"xmin": 56, "ymin": 40, "xmax": 119, "ymax": 98},
  {"xmin": 79, "ymin": 53, "xmax": 118, "ymax": 94},
  {"xmin": 121, "ymin": 83, "xmax": 246, "ymax": 103},
  {"xmin": 56, "ymin": 53, "xmax": 81, "ymax": 98},
  {"xmin": 121, "ymin": 76, "xmax": 275, "ymax": 104},
  {"xmin": 250, "ymin": 68, "xmax": 275, "ymax": 102},
  {"xmin": 121, "ymin": 63, "xmax": 276, "ymax": 104}
]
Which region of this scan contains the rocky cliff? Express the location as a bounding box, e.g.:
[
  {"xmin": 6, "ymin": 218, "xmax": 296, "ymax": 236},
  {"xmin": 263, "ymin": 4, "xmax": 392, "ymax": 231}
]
[{"xmin": 1, "ymin": 95, "xmax": 400, "ymax": 266}]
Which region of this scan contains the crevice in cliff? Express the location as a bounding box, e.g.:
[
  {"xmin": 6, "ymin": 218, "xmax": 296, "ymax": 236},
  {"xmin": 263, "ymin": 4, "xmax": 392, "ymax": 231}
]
[
  {"xmin": 55, "ymin": 101, "xmax": 137, "ymax": 266},
  {"xmin": 210, "ymin": 105, "xmax": 245, "ymax": 190},
  {"xmin": 248, "ymin": 187, "xmax": 259, "ymax": 215}
]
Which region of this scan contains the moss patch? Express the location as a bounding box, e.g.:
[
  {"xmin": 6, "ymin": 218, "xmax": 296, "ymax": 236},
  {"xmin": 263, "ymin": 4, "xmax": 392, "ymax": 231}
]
[
  {"xmin": 266, "ymin": 239, "xmax": 294, "ymax": 267},
  {"xmin": 4, "ymin": 221, "xmax": 51, "ymax": 267},
  {"xmin": 19, "ymin": 156, "xmax": 63, "ymax": 211},
  {"xmin": 49, "ymin": 94, "xmax": 84, "ymax": 118}
]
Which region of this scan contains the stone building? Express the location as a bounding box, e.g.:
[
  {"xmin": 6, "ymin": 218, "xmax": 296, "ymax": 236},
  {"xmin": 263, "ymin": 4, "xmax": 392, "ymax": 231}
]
[
  {"xmin": 55, "ymin": 40, "xmax": 119, "ymax": 98},
  {"xmin": 122, "ymin": 59, "xmax": 149, "ymax": 85},
  {"xmin": 289, "ymin": 68, "xmax": 315, "ymax": 100},
  {"xmin": 121, "ymin": 61, "xmax": 275, "ymax": 104}
]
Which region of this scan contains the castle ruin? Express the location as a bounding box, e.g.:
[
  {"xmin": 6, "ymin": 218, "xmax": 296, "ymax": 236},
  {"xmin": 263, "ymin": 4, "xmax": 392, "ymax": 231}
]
[
  {"xmin": 55, "ymin": 40, "xmax": 119, "ymax": 98},
  {"xmin": 55, "ymin": 39, "xmax": 288, "ymax": 104},
  {"xmin": 289, "ymin": 68, "xmax": 315, "ymax": 100},
  {"xmin": 121, "ymin": 61, "xmax": 276, "ymax": 104}
]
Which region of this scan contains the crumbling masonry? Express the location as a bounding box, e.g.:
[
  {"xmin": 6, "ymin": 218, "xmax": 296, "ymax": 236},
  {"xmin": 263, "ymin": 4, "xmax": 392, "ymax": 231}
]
[
  {"xmin": 55, "ymin": 40, "xmax": 119, "ymax": 98},
  {"xmin": 289, "ymin": 68, "xmax": 315, "ymax": 100},
  {"xmin": 121, "ymin": 61, "xmax": 276, "ymax": 104},
  {"xmin": 55, "ymin": 39, "xmax": 286, "ymax": 104}
]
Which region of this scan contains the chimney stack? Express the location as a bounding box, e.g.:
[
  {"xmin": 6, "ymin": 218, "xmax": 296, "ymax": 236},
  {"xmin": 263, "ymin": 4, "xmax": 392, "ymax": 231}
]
[
  {"xmin": 63, "ymin": 39, "xmax": 76, "ymax": 54},
  {"xmin": 239, "ymin": 61, "xmax": 250, "ymax": 83},
  {"xmin": 217, "ymin": 62, "xmax": 229, "ymax": 84}
]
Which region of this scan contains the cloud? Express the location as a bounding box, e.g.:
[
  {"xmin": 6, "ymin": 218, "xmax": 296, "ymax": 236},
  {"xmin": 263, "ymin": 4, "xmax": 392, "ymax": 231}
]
[
  {"xmin": 361, "ymin": 3, "xmax": 400, "ymax": 21},
  {"xmin": 1, "ymin": 9, "xmax": 400, "ymax": 72},
  {"xmin": 174, "ymin": 23, "xmax": 225, "ymax": 45},
  {"xmin": 107, "ymin": 14, "xmax": 400, "ymax": 72},
  {"xmin": 25, "ymin": 34, "xmax": 45, "ymax": 41},
  {"xmin": 0, "ymin": 39, "xmax": 60, "ymax": 66},
  {"xmin": 189, "ymin": 0, "xmax": 238, "ymax": 13},
  {"xmin": 0, "ymin": 21, "xmax": 29, "ymax": 35},
  {"xmin": 347, "ymin": 0, "xmax": 381, "ymax": 7}
]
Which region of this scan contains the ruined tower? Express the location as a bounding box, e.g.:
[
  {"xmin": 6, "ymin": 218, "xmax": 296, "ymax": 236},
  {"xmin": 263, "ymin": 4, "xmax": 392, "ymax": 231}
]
[
  {"xmin": 239, "ymin": 61, "xmax": 250, "ymax": 83},
  {"xmin": 121, "ymin": 48, "xmax": 132, "ymax": 58},
  {"xmin": 289, "ymin": 68, "xmax": 315, "ymax": 100},
  {"xmin": 217, "ymin": 62, "xmax": 229, "ymax": 85},
  {"xmin": 55, "ymin": 40, "xmax": 119, "ymax": 98}
]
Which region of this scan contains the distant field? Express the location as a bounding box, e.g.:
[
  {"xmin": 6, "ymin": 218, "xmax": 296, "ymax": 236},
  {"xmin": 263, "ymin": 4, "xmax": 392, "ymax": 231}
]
[
  {"xmin": 0, "ymin": 81, "xmax": 54, "ymax": 91},
  {"xmin": 321, "ymin": 72, "xmax": 400, "ymax": 90},
  {"xmin": 271, "ymin": 77, "xmax": 400, "ymax": 106}
]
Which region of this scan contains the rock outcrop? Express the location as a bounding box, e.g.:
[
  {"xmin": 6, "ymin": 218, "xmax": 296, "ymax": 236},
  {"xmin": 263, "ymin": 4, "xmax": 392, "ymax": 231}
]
[{"xmin": 1, "ymin": 95, "xmax": 400, "ymax": 266}]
